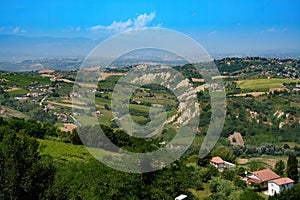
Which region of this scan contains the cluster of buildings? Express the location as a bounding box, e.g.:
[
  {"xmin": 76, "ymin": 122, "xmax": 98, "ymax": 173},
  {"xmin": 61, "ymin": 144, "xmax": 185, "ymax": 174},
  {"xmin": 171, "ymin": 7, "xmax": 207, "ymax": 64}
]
[
  {"xmin": 247, "ymin": 168, "xmax": 294, "ymax": 196},
  {"xmin": 210, "ymin": 156, "xmax": 294, "ymax": 196}
]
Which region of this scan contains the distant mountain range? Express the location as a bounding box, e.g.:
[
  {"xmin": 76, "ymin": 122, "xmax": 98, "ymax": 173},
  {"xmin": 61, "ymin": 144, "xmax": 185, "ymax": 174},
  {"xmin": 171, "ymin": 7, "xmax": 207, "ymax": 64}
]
[
  {"xmin": 0, "ymin": 34, "xmax": 299, "ymax": 71},
  {"xmin": 0, "ymin": 34, "xmax": 101, "ymax": 60},
  {"xmin": 0, "ymin": 58, "xmax": 83, "ymax": 72}
]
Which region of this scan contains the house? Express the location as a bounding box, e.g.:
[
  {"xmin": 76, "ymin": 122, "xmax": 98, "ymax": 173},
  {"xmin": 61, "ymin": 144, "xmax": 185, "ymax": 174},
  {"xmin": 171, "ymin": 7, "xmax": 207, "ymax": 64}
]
[
  {"xmin": 175, "ymin": 194, "xmax": 187, "ymax": 200},
  {"xmin": 268, "ymin": 177, "xmax": 294, "ymax": 196},
  {"xmin": 210, "ymin": 157, "xmax": 225, "ymax": 170},
  {"xmin": 210, "ymin": 157, "xmax": 235, "ymax": 171},
  {"xmin": 247, "ymin": 169, "xmax": 280, "ymax": 186},
  {"xmin": 293, "ymin": 84, "xmax": 300, "ymax": 92}
]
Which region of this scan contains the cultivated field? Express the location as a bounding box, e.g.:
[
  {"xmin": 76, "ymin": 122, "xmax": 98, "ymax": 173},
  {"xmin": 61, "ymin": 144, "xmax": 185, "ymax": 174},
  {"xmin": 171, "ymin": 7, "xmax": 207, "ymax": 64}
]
[{"xmin": 236, "ymin": 78, "xmax": 299, "ymax": 92}]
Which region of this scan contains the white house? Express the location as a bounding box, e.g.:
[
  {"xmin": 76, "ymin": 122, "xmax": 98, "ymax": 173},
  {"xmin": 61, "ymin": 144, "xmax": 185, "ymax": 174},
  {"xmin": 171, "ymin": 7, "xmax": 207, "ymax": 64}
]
[
  {"xmin": 224, "ymin": 161, "xmax": 235, "ymax": 170},
  {"xmin": 210, "ymin": 156, "xmax": 235, "ymax": 171},
  {"xmin": 210, "ymin": 157, "xmax": 225, "ymax": 171},
  {"xmin": 268, "ymin": 177, "xmax": 294, "ymax": 196},
  {"xmin": 247, "ymin": 169, "xmax": 280, "ymax": 186}
]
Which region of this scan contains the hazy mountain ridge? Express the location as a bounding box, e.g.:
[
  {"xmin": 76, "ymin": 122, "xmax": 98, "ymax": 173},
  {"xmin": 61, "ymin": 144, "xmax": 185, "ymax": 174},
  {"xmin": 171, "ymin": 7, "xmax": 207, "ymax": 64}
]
[{"xmin": 0, "ymin": 34, "xmax": 300, "ymax": 62}]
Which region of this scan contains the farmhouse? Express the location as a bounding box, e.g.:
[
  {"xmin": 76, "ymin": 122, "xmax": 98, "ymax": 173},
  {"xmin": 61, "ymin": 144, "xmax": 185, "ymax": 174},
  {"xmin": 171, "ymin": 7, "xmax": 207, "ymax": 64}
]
[
  {"xmin": 210, "ymin": 157, "xmax": 225, "ymax": 170},
  {"xmin": 268, "ymin": 177, "xmax": 294, "ymax": 196},
  {"xmin": 210, "ymin": 157, "xmax": 235, "ymax": 171},
  {"xmin": 247, "ymin": 169, "xmax": 280, "ymax": 186}
]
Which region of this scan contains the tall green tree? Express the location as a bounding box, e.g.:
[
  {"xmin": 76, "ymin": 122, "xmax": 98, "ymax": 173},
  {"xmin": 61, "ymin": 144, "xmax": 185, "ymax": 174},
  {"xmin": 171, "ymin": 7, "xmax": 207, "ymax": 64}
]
[
  {"xmin": 211, "ymin": 147, "xmax": 236, "ymax": 163},
  {"xmin": 274, "ymin": 160, "xmax": 285, "ymax": 176},
  {"xmin": 287, "ymin": 154, "xmax": 298, "ymax": 183},
  {"xmin": 0, "ymin": 131, "xmax": 55, "ymax": 199}
]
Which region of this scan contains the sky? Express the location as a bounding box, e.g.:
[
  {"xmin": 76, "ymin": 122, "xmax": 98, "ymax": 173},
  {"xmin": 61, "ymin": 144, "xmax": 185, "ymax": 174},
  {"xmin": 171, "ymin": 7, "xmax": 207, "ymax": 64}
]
[{"xmin": 0, "ymin": 0, "xmax": 300, "ymax": 57}]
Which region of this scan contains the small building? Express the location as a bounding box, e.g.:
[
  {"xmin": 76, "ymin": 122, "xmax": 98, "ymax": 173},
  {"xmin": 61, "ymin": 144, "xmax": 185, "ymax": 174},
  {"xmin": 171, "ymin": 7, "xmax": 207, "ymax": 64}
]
[
  {"xmin": 210, "ymin": 157, "xmax": 225, "ymax": 171},
  {"xmin": 224, "ymin": 161, "xmax": 235, "ymax": 170},
  {"xmin": 268, "ymin": 177, "xmax": 294, "ymax": 196},
  {"xmin": 175, "ymin": 194, "xmax": 187, "ymax": 200},
  {"xmin": 293, "ymin": 84, "xmax": 300, "ymax": 92},
  {"xmin": 210, "ymin": 156, "xmax": 235, "ymax": 171},
  {"xmin": 247, "ymin": 169, "xmax": 280, "ymax": 186}
]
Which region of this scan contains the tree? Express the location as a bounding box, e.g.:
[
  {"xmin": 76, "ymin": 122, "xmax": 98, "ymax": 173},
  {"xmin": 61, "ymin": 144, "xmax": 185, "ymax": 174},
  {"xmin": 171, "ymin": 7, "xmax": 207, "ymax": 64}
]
[
  {"xmin": 69, "ymin": 129, "xmax": 83, "ymax": 145},
  {"xmin": 0, "ymin": 131, "xmax": 55, "ymax": 199},
  {"xmin": 222, "ymin": 168, "xmax": 235, "ymax": 181},
  {"xmin": 287, "ymin": 154, "xmax": 299, "ymax": 183},
  {"xmin": 239, "ymin": 189, "xmax": 264, "ymax": 200},
  {"xmin": 274, "ymin": 160, "xmax": 285, "ymax": 176},
  {"xmin": 237, "ymin": 166, "xmax": 247, "ymax": 177},
  {"xmin": 233, "ymin": 175, "xmax": 246, "ymax": 188},
  {"xmin": 211, "ymin": 147, "xmax": 236, "ymax": 163}
]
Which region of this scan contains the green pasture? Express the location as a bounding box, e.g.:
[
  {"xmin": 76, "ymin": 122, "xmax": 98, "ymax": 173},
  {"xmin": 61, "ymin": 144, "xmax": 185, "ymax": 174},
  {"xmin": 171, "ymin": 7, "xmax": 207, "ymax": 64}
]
[{"xmin": 236, "ymin": 78, "xmax": 299, "ymax": 92}]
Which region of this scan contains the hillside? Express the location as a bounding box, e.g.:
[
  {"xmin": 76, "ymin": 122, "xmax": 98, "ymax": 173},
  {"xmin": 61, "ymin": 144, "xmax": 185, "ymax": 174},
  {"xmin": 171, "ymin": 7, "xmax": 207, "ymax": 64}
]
[
  {"xmin": 0, "ymin": 57, "xmax": 300, "ymax": 199},
  {"xmin": 0, "ymin": 57, "xmax": 299, "ymax": 147}
]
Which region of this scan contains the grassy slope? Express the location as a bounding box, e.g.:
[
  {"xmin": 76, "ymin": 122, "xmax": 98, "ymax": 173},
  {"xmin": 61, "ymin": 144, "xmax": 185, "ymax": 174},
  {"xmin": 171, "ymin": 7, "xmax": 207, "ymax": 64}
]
[
  {"xmin": 0, "ymin": 106, "xmax": 30, "ymax": 119},
  {"xmin": 38, "ymin": 139, "xmax": 93, "ymax": 162},
  {"xmin": 0, "ymin": 74, "xmax": 51, "ymax": 86},
  {"xmin": 236, "ymin": 78, "xmax": 299, "ymax": 92},
  {"xmin": 7, "ymin": 88, "xmax": 28, "ymax": 97}
]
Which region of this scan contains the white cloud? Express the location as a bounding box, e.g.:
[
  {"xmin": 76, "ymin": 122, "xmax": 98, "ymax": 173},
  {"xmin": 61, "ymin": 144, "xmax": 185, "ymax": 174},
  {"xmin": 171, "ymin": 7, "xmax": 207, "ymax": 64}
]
[
  {"xmin": 133, "ymin": 12, "xmax": 155, "ymax": 28},
  {"xmin": 64, "ymin": 25, "xmax": 82, "ymax": 32},
  {"xmin": 208, "ymin": 31, "xmax": 217, "ymax": 36},
  {"xmin": 89, "ymin": 25, "xmax": 104, "ymax": 31},
  {"xmin": 0, "ymin": 26, "xmax": 25, "ymax": 34},
  {"xmin": 13, "ymin": 26, "xmax": 21, "ymax": 33},
  {"xmin": 263, "ymin": 27, "xmax": 276, "ymax": 32},
  {"xmin": 106, "ymin": 19, "xmax": 132, "ymax": 32},
  {"xmin": 261, "ymin": 27, "xmax": 288, "ymax": 33},
  {"xmin": 89, "ymin": 12, "xmax": 156, "ymax": 32}
]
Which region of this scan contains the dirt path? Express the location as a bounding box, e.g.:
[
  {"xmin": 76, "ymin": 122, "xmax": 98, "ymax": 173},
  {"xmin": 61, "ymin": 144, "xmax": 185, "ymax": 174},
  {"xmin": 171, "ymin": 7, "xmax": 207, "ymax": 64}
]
[
  {"xmin": 45, "ymin": 101, "xmax": 89, "ymax": 110},
  {"xmin": 233, "ymin": 92, "xmax": 267, "ymax": 97},
  {"xmin": 39, "ymin": 69, "xmax": 55, "ymax": 74},
  {"xmin": 5, "ymin": 87, "xmax": 22, "ymax": 92},
  {"xmin": 98, "ymin": 72, "xmax": 124, "ymax": 81},
  {"xmin": 40, "ymin": 94, "xmax": 50, "ymax": 106}
]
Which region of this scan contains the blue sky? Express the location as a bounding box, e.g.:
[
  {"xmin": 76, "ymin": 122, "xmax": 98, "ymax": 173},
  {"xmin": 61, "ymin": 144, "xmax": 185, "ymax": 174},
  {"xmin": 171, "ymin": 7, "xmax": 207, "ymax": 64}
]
[{"xmin": 0, "ymin": 0, "xmax": 300, "ymax": 56}]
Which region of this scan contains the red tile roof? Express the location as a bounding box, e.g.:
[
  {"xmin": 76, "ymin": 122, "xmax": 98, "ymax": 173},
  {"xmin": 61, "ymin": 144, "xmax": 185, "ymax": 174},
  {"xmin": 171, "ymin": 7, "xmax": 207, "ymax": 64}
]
[
  {"xmin": 270, "ymin": 178, "xmax": 294, "ymax": 185},
  {"xmin": 253, "ymin": 169, "xmax": 280, "ymax": 182},
  {"xmin": 248, "ymin": 177, "xmax": 263, "ymax": 184},
  {"xmin": 211, "ymin": 157, "xmax": 224, "ymax": 164}
]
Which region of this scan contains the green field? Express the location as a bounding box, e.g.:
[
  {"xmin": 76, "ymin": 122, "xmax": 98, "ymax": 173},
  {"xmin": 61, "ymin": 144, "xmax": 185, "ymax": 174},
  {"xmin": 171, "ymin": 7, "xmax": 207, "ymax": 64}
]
[
  {"xmin": 7, "ymin": 88, "xmax": 28, "ymax": 96},
  {"xmin": 38, "ymin": 139, "xmax": 93, "ymax": 162},
  {"xmin": 0, "ymin": 106, "xmax": 30, "ymax": 119},
  {"xmin": 236, "ymin": 78, "xmax": 299, "ymax": 92},
  {"xmin": 0, "ymin": 74, "xmax": 51, "ymax": 86}
]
